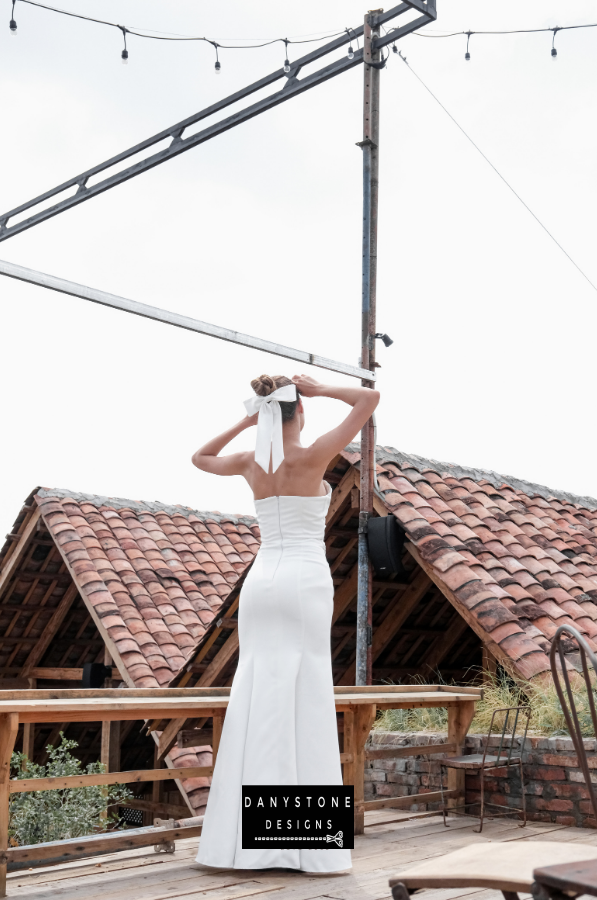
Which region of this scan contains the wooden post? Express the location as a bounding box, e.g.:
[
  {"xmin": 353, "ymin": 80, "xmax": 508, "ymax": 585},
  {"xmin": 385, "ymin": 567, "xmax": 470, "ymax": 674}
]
[
  {"xmin": 212, "ymin": 710, "xmax": 225, "ymax": 766},
  {"xmin": 353, "ymin": 703, "xmax": 377, "ymax": 835},
  {"xmin": 342, "ymin": 709, "xmax": 355, "ymax": 790},
  {"xmin": 0, "ymin": 713, "xmax": 19, "ymax": 897},
  {"xmin": 21, "ymin": 678, "xmax": 36, "ymax": 770},
  {"xmin": 446, "ymin": 701, "xmax": 476, "ymax": 813}
]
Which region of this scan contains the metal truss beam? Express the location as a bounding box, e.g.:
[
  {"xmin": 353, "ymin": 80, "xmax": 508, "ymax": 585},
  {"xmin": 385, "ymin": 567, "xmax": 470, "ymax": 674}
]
[
  {"xmin": 0, "ymin": 258, "xmax": 376, "ymax": 381},
  {"xmin": 0, "ymin": 1, "xmax": 435, "ymax": 243}
]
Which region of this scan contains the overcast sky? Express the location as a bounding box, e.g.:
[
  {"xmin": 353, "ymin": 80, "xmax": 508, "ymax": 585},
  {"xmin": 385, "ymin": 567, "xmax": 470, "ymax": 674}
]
[{"xmin": 1, "ymin": 0, "xmax": 596, "ymax": 537}]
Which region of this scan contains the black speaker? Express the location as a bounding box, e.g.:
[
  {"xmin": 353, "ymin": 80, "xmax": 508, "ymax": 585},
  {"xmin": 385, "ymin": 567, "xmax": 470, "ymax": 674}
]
[
  {"xmin": 367, "ymin": 515, "xmax": 405, "ymax": 578},
  {"xmin": 82, "ymin": 663, "xmax": 112, "ymax": 688}
]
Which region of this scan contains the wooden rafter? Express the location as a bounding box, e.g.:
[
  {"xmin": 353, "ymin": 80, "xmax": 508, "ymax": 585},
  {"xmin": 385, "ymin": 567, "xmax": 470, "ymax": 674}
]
[
  {"xmin": 20, "ymin": 583, "xmax": 79, "ymax": 677},
  {"xmin": 407, "ymin": 542, "xmax": 516, "ymax": 678},
  {"xmin": 0, "ymin": 507, "xmax": 42, "ymax": 599}
]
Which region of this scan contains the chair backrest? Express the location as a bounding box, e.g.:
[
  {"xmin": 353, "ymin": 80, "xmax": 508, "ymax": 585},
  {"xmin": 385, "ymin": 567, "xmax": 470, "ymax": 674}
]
[
  {"xmin": 481, "ymin": 704, "xmax": 531, "ymax": 767},
  {"xmin": 550, "ymin": 624, "xmax": 597, "ymax": 822}
]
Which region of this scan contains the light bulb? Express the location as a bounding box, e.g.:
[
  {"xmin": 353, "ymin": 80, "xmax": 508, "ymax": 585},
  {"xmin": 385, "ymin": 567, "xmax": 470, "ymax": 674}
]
[
  {"xmin": 465, "ymin": 51, "xmax": 471, "ymax": 61},
  {"xmin": 551, "ymin": 47, "xmax": 557, "ymax": 60},
  {"xmin": 215, "ymin": 60, "xmax": 221, "ymax": 74},
  {"xmin": 283, "ymin": 58, "xmax": 290, "ymax": 73},
  {"xmin": 9, "ymin": 18, "xmax": 16, "ymax": 34},
  {"xmin": 347, "ymin": 45, "xmax": 354, "ymax": 60},
  {"xmin": 121, "ymin": 49, "xmax": 129, "ymax": 64},
  {"xmin": 392, "ymin": 44, "xmax": 398, "ymax": 54}
]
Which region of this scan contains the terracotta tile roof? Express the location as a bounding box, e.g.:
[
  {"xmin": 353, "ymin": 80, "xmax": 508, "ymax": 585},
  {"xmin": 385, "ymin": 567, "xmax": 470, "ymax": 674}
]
[
  {"xmin": 344, "ymin": 445, "xmax": 597, "ymax": 680},
  {"xmin": 22, "ymin": 488, "xmax": 260, "ymax": 817},
  {"xmin": 34, "ymin": 489, "xmax": 259, "ymax": 687}
]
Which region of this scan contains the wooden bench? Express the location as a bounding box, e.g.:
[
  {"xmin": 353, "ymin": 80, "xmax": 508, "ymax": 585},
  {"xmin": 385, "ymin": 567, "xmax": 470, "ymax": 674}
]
[{"xmin": 389, "ymin": 842, "xmax": 597, "ymax": 900}]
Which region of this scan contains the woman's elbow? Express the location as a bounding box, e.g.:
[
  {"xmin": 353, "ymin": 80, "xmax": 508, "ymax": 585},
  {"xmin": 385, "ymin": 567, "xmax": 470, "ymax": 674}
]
[{"xmin": 191, "ymin": 452, "xmax": 205, "ymax": 470}]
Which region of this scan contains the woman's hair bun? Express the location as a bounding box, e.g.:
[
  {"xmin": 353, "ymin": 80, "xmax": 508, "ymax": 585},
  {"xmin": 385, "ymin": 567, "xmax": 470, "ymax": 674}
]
[{"xmin": 250, "ymin": 374, "xmax": 293, "ymax": 397}]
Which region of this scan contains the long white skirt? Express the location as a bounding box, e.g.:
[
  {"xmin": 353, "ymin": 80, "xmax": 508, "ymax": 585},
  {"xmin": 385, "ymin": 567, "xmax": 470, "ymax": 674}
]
[{"xmin": 196, "ymin": 538, "xmax": 352, "ymax": 872}]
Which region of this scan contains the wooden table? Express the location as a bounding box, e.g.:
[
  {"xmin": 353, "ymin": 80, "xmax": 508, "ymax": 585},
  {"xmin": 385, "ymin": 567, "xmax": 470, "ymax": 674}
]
[
  {"xmin": 533, "ymin": 859, "xmax": 597, "ymax": 900},
  {"xmin": 0, "ymin": 684, "xmax": 481, "ymax": 896}
]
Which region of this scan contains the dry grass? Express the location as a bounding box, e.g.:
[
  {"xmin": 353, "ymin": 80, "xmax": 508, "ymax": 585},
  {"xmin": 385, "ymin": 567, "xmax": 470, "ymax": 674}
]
[{"xmin": 373, "ymin": 670, "xmax": 597, "ymax": 737}]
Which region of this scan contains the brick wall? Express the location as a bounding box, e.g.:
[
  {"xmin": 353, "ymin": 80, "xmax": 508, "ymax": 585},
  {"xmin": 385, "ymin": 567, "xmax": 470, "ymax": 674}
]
[{"xmin": 366, "ymin": 731, "xmax": 597, "ymax": 828}]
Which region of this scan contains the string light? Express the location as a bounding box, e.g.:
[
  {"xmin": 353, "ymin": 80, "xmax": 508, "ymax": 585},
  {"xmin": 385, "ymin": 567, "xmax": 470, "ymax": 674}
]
[
  {"xmin": 213, "ymin": 42, "xmax": 221, "ymax": 74},
  {"xmin": 464, "ymin": 31, "xmax": 472, "ymax": 61},
  {"xmin": 9, "ymin": 0, "xmax": 16, "ymax": 34},
  {"xmin": 283, "ymin": 38, "xmax": 290, "ymax": 73},
  {"xmin": 346, "ymin": 27, "xmax": 358, "ymax": 60},
  {"xmin": 120, "ymin": 26, "xmax": 128, "ymax": 64},
  {"xmin": 551, "ymin": 27, "xmax": 560, "ymax": 60}
]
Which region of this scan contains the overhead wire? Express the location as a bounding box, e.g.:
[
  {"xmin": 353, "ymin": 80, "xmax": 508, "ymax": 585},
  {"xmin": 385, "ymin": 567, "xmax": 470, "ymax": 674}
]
[
  {"xmin": 389, "ymin": 48, "xmax": 597, "ymax": 296},
  {"xmin": 14, "ymin": 0, "xmax": 347, "ymax": 48}
]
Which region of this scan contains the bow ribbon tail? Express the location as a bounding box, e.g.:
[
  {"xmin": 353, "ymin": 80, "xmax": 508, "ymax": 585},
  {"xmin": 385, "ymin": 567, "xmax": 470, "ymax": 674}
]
[
  {"xmin": 270, "ymin": 402, "xmax": 285, "ymax": 473},
  {"xmin": 254, "ymin": 402, "xmax": 275, "ymax": 474}
]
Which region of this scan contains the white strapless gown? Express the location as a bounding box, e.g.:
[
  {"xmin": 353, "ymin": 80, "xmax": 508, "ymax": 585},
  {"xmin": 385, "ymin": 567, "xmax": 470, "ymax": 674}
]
[{"xmin": 196, "ymin": 483, "xmax": 352, "ymax": 872}]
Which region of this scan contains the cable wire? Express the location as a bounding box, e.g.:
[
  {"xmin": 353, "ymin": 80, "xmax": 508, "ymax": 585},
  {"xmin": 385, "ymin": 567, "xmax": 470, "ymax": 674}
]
[
  {"xmin": 394, "ymin": 52, "xmax": 597, "ymax": 295},
  {"xmin": 16, "ymin": 0, "xmax": 346, "ymax": 48},
  {"xmin": 414, "ymin": 23, "xmax": 597, "ymax": 38}
]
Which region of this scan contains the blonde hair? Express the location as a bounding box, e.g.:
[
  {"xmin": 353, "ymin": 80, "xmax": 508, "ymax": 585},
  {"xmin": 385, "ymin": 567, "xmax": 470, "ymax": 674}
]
[{"xmin": 250, "ymin": 375, "xmax": 299, "ymax": 423}]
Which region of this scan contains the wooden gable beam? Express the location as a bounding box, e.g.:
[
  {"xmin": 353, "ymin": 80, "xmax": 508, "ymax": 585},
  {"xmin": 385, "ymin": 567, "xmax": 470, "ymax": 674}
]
[
  {"xmin": 20, "ymin": 582, "xmax": 79, "ymax": 677},
  {"xmin": 337, "ymin": 568, "xmax": 432, "ymax": 686},
  {"xmin": 407, "ymin": 542, "xmax": 518, "ymax": 679},
  {"xmin": 0, "ymin": 507, "xmax": 42, "ymax": 599}
]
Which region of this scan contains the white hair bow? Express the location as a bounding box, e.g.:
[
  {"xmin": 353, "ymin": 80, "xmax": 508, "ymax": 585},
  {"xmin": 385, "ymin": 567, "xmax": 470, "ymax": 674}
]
[{"xmin": 244, "ymin": 384, "xmax": 297, "ymax": 474}]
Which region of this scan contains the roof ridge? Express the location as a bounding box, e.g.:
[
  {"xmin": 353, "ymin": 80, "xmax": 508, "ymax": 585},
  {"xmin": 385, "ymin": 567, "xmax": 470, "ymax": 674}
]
[
  {"xmin": 36, "ymin": 487, "xmax": 258, "ymax": 526},
  {"xmin": 344, "ymin": 443, "xmax": 597, "ymax": 511}
]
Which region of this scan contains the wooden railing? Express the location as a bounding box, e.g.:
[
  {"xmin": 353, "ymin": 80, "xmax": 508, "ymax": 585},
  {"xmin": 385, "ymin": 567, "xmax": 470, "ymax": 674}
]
[{"xmin": 0, "ymin": 684, "xmax": 481, "ymax": 896}]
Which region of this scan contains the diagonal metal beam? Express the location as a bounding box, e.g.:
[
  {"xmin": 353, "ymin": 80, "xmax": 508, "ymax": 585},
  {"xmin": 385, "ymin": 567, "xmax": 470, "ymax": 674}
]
[
  {"xmin": 0, "ymin": 258, "xmax": 376, "ymax": 381},
  {"xmin": 0, "ymin": 1, "xmax": 435, "ymax": 243}
]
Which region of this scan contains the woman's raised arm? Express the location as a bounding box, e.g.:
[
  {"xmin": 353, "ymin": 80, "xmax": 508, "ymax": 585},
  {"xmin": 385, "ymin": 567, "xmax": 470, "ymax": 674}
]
[
  {"xmin": 292, "ymin": 375, "xmax": 380, "ymax": 467},
  {"xmin": 191, "ymin": 415, "xmax": 257, "ymax": 476}
]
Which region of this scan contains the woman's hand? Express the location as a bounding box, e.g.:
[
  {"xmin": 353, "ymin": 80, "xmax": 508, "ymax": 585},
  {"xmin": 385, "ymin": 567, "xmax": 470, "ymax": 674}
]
[{"xmin": 292, "ymin": 375, "xmax": 322, "ymax": 398}]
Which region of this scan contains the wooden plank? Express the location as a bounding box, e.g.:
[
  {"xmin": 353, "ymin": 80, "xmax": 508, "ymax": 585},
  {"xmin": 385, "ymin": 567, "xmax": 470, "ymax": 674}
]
[
  {"xmin": 100, "ymin": 719, "xmax": 120, "ymax": 774},
  {"xmin": 10, "ymin": 764, "xmax": 213, "ymax": 793},
  {"xmin": 0, "ymin": 687, "xmax": 232, "ymax": 700},
  {"xmin": 6, "ymin": 821, "xmax": 204, "ymax": 870},
  {"xmin": 332, "ymin": 564, "xmax": 358, "ymax": 624},
  {"xmin": 30, "ymin": 668, "xmax": 84, "ymax": 681},
  {"xmin": 0, "ymin": 508, "xmax": 41, "ymax": 600},
  {"xmin": 212, "ymin": 710, "xmax": 224, "ymax": 764},
  {"xmin": 20, "ymin": 583, "xmax": 79, "ymax": 677},
  {"xmin": 353, "ymin": 703, "xmax": 377, "ymax": 835},
  {"xmin": 365, "ymin": 742, "xmax": 457, "ymax": 761},
  {"xmin": 325, "ymin": 468, "xmax": 358, "ymax": 530},
  {"xmin": 177, "ymin": 728, "xmax": 213, "ymax": 749},
  {"xmin": 390, "ymin": 841, "xmax": 597, "ymax": 893},
  {"xmin": 360, "ymin": 789, "xmax": 459, "ymax": 812},
  {"xmin": 0, "ymin": 713, "xmax": 19, "ymax": 897}
]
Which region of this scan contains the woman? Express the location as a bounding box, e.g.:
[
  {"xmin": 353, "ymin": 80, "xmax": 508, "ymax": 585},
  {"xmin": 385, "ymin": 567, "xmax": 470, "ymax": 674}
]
[{"xmin": 191, "ymin": 373, "xmax": 379, "ymax": 872}]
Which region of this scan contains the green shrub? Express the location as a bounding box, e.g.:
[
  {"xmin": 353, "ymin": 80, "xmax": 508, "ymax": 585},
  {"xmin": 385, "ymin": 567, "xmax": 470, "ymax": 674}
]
[{"xmin": 9, "ymin": 734, "xmax": 132, "ymax": 846}]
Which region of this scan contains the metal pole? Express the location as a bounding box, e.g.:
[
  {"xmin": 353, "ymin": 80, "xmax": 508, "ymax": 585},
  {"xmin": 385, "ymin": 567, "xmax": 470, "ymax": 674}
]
[{"xmin": 356, "ymin": 11, "xmax": 381, "ymax": 687}]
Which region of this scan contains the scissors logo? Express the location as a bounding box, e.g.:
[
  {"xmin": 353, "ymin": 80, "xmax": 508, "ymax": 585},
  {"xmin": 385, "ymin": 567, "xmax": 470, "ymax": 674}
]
[{"xmin": 325, "ymin": 831, "xmax": 343, "ymax": 848}]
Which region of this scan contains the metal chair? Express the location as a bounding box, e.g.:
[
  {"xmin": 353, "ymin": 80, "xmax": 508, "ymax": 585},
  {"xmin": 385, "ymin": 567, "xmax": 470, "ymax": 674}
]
[
  {"xmin": 549, "ymin": 623, "xmax": 597, "ymax": 824},
  {"xmin": 439, "ymin": 704, "xmax": 531, "ymax": 832}
]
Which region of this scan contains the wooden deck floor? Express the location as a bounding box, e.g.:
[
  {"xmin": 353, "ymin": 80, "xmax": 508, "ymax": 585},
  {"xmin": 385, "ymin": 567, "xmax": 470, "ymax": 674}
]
[{"xmin": 9, "ymin": 812, "xmax": 597, "ymax": 900}]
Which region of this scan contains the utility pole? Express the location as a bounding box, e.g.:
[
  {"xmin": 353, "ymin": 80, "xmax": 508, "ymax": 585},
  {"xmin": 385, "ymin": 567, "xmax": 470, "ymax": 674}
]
[{"xmin": 356, "ymin": 10, "xmax": 382, "ymax": 686}]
